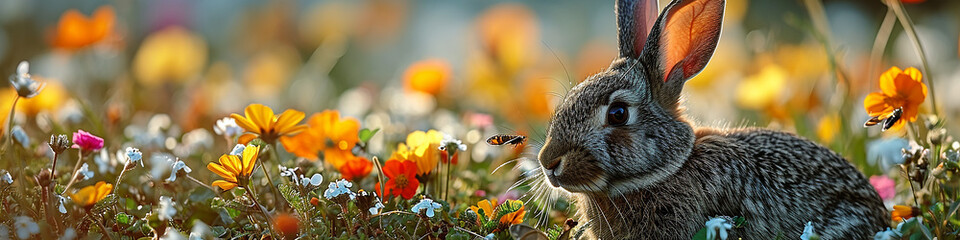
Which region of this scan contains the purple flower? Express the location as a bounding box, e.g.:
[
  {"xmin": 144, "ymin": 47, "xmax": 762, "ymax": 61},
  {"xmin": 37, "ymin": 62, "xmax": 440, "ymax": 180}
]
[
  {"xmin": 870, "ymin": 175, "xmax": 896, "ymax": 201},
  {"xmin": 71, "ymin": 130, "xmax": 104, "ymax": 153}
]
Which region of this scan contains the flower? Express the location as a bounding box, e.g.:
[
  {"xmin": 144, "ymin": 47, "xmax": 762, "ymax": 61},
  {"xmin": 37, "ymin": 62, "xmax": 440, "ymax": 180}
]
[
  {"xmin": 168, "ymin": 158, "xmax": 193, "ymax": 182},
  {"xmin": 207, "ymin": 145, "xmax": 259, "ymax": 191},
  {"xmin": 301, "ymin": 173, "xmax": 323, "ymax": 187},
  {"xmin": 133, "ymin": 27, "xmax": 208, "ymax": 86},
  {"xmin": 8, "ymin": 61, "xmax": 45, "ymax": 98},
  {"xmin": 800, "ymin": 221, "xmax": 818, "ymax": 240},
  {"xmin": 498, "ymin": 199, "xmax": 526, "ymax": 225},
  {"xmin": 189, "ymin": 221, "xmax": 211, "ymax": 240},
  {"xmin": 71, "ymin": 130, "xmax": 104, "ymax": 154},
  {"xmin": 13, "ymin": 216, "xmax": 39, "ymax": 239},
  {"xmin": 273, "ymin": 213, "xmax": 300, "ymax": 238},
  {"xmin": 10, "ymin": 126, "xmax": 28, "ymax": 148},
  {"xmin": 323, "ymin": 179, "xmax": 355, "ymax": 200},
  {"xmin": 158, "ymin": 196, "xmax": 176, "ymax": 221},
  {"xmin": 231, "ymin": 103, "xmax": 307, "ymax": 144},
  {"xmin": 77, "ymin": 163, "xmax": 93, "ymax": 181},
  {"xmin": 392, "ymin": 130, "xmax": 443, "ymax": 175},
  {"xmin": 339, "ymin": 156, "xmax": 372, "ymax": 181},
  {"xmin": 870, "ymin": 175, "xmax": 896, "ymax": 201},
  {"xmin": 51, "ymin": 6, "xmax": 114, "ymax": 50},
  {"xmin": 705, "ymin": 217, "xmax": 733, "ymax": 240},
  {"xmin": 56, "ymin": 194, "xmax": 68, "ymax": 213},
  {"xmin": 891, "ymin": 205, "xmax": 918, "ymax": 221},
  {"xmin": 229, "ymin": 144, "xmax": 246, "ymax": 156},
  {"xmin": 125, "ymin": 147, "xmax": 143, "ymax": 167},
  {"xmin": 470, "ymin": 198, "xmax": 498, "ymax": 224},
  {"xmin": 213, "ymin": 117, "xmax": 243, "ymax": 139},
  {"xmin": 411, "ymin": 198, "xmax": 443, "ymax": 218},
  {"xmin": 279, "ymin": 165, "xmax": 301, "ymax": 183},
  {"xmin": 0, "ymin": 169, "xmax": 12, "ymax": 184},
  {"xmin": 69, "ymin": 181, "xmax": 112, "ymax": 208},
  {"xmin": 375, "ymin": 159, "xmax": 420, "ymax": 199},
  {"xmin": 280, "ymin": 110, "xmax": 359, "ymax": 168},
  {"xmin": 403, "ymin": 59, "xmax": 451, "ymax": 95},
  {"xmin": 310, "ymin": 197, "xmax": 319, "ymax": 206},
  {"xmin": 49, "ymin": 134, "xmax": 71, "ymax": 155},
  {"xmin": 864, "ymin": 67, "xmax": 927, "ymax": 131}
]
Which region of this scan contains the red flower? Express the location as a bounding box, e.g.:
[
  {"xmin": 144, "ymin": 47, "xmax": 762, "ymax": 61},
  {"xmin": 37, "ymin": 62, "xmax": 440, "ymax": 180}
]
[
  {"xmin": 375, "ymin": 159, "xmax": 419, "ymax": 199},
  {"xmin": 272, "ymin": 213, "xmax": 300, "ymax": 239},
  {"xmin": 71, "ymin": 129, "xmax": 104, "ymax": 154},
  {"xmin": 339, "ymin": 156, "xmax": 373, "ymax": 181}
]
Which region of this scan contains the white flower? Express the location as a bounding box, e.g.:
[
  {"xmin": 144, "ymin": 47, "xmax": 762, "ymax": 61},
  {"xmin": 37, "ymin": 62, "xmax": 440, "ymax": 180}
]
[
  {"xmin": 158, "ymin": 196, "xmax": 177, "ymax": 221},
  {"xmin": 301, "ymin": 173, "xmax": 323, "ymax": 187},
  {"xmin": 57, "ymin": 194, "xmax": 69, "ymax": 214},
  {"xmin": 704, "ymin": 217, "xmax": 732, "ymax": 240},
  {"xmin": 94, "ymin": 149, "xmax": 117, "ymax": 174},
  {"xmin": 800, "ymin": 221, "xmax": 817, "ymax": 240},
  {"xmin": 13, "ymin": 216, "xmax": 40, "ymax": 239},
  {"xmin": 370, "ymin": 200, "xmax": 385, "ymax": 215},
  {"xmin": 160, "ymin": 227, "xmax": 186, "ymax": 240},
  {"xmin": 323, "ymin": 179, "xmax": 355, "ymax": 200},
  {"xmin": 411, "ymin": 198, "xmax": 443, "ymax": 218},
  {"xmin": 78, "ymin": 163, "xmax": 94, "ymax": 181},
  {"xmin": 167, "ymin": 158, "xmax": 192, "ymax": 182},
  {"xmin": 229, "ymin": 144, "xmax": 245, "ymax": 156},
  {"xmin": 59, "ymin": 228, "xmax": 77, "ymax": 240},
  {"xmin": 278, "ymin": 165, "xmax": 300, "ymax": 184},
  {"xmin": 125, "ymin": 147, "xmax": 143, "ymax": 167},
  {"xmin": 189, "ymin": 221, "xmax": 211, "ymax": 240},
  {"xmin": 440, "ymin": 133, "xmax": 467, "ymax": 152},
  {"xmin": 11, "ymin": 125, "xmax": 29, "ymax": 148},
  {"xmin": 9, "ymin": 61, "xmax": 45, "ymax": 98},
  {"xmin": 213, "ymin": 117, "xmax": 243, "ymax": 138},
  {"xmin": 0, "ymin": 169, "xmax": 12, "ymax": 184}
]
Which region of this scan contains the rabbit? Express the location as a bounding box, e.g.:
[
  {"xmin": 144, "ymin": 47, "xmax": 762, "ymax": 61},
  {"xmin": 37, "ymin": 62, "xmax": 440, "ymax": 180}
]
[{"xmin": 536, "ymin": 0, "xmax": 889, "ymax": 239}]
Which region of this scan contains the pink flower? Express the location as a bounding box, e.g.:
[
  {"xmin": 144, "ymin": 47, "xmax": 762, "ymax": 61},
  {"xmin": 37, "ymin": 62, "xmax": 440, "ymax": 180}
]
[
  {"xmin": 870, "ymin": 175, "xmax": 896, "ymax": 201},
  {"xmin": 71, "ymin": 130, "xmax": 104, "ymax": 153}
]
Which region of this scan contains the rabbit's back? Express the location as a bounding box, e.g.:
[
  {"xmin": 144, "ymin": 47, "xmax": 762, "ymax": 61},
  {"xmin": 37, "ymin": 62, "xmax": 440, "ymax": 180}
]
[{"xmin": 690, "ymin": 127, "xmax": 888, "ymax": 238}]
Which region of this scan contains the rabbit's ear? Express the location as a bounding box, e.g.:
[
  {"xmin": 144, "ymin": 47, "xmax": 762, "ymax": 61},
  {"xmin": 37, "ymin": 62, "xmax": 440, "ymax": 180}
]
[
  {"xmin": 642, "ymin": 0, "xmax": 723, "ymax": 107},
  {"xmin": 616, "ymin": 0, "xmax": 659, "ymax": 58}
]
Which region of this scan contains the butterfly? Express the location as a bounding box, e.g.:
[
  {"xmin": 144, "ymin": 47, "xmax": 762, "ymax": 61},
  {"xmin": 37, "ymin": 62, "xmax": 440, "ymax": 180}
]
[{"xmin": 486, "ymin": 134, "xmax": 527, "ymax": 146}]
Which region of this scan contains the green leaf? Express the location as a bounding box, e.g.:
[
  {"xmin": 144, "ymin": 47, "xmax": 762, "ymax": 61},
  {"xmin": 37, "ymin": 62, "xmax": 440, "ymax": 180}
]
[
  {"xmin": 211, "ymin": 226, "xmax": 227, "ymax": 237},
  {"xmin": 278, "ymin": 183, "xmax": 306, "ymax": 214},
  {"xmin": 189, "ymin": 187, "xmax": 216, "ymax": 203},
  {"xmin": 359, "ymin": 128, "xmax": 380, "ymax": 143},
  {"xmin": 115, "ymin": 212, "xmax": 133, "ymax": 225}
]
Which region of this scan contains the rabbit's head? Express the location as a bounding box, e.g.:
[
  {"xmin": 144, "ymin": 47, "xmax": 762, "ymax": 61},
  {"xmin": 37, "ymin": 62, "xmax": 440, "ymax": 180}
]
[{"xmin": 538, "ymin": 0, "xmax": 724, "ymax": 194}]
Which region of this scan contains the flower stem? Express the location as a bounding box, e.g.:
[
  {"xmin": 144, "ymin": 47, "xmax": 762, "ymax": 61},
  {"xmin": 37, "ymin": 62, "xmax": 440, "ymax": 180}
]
[
  {"xmin": 264, "ymin": 143, "xmax": 283, "ymax": 207},
  {"xmin": 51, "ymin": 152, "xmax": 61, "ymax": 178},
  {"xmin": 185, "ymin": 174, "xmax": 217, "ymax": 192},
  {"xmin": 244, "ymin": 187, "xmax": 276, "ymax": 237},
  {"xmin": 886, "ymin": 0, "xmax": 939, "ymax": 117},
  {"xmin": 0, "ymin": 95, "xmax": 20, "ymax": 156},
  {"xmin": 61, "ymin": 151, "xmax": 86, "ymax": 195},
  {"xmin": 96, "ymin": 214, "xmax": 116, "ymax": 240}
]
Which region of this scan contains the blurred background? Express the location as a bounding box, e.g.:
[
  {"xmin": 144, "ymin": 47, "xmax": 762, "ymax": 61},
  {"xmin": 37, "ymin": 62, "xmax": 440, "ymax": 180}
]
[{"xmin": 1, "ymin": 0, "xmax": 959, "ymax": 188}]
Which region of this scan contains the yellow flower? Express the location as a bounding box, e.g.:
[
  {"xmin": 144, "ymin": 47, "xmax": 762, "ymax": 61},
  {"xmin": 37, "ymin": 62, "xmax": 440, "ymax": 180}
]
[
  {"xmin": 231, "ymin": 104, "xmax": 307, "ymax": 145},
  {"xmin": 735, "ymin": 64, "xmax": 787, "ymax": 110},
  {"xmin": 207, "ymin": 145, "xmax": 260, "ymax": 191},
  {"xmin": 470, "ymin": 198, "xmax": 498, "ymax": 224},
  {"xmin": 279, "ymin": 110, "xmax": 360, "ymax": 168},
  {"xmin": 132, "ymin": 27, "xmax": 208, "ymax": 87},
  {"xmin": 392, "ymin": 130, "xmax": 443, "ymax": 175},
  {"xmin": 404, "ymin": 59, "xmax": 451, "ymax": 96},
  {"xmin": 816, "ymin": 114, "xmax": 840, "ymax": 145},
  {"xmin": 891, "ymin": 205, "xmax": 918, "ymax": 222},
  {"xmin": 70, "ymin": 181, "xmax": 112, "ymax": 208},
  {"xmin": 864, "ymin": 67, "xmax": 927, "ymax": 131}
]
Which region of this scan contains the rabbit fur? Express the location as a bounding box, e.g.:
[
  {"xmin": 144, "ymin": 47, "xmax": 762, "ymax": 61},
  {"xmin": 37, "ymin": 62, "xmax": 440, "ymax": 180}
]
[{"xmin": 536, "ymin": 0, "xmax": 888, "ymax": 239}]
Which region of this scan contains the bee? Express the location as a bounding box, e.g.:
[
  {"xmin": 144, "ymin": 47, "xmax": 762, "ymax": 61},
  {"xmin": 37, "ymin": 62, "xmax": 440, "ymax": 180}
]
[
  {"xmin": 864, "ymin": 107, "xmax": 903, "ymax": 131},
  {"xmin": 486, "ymin": 134, "xmax": 526, "ymax": 146}
]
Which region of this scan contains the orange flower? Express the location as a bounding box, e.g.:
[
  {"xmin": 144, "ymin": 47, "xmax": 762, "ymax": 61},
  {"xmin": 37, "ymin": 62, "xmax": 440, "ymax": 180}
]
[
  {"xmin": 279, "ymin": 110, "xmax": 360, "ymax": 168},
  {"xmin": 52, "ymin": 6, "xmax": 114, "ymax": 50},
  {"xmin": 470, "ymin": 198, "xmax": 498, "ymax": 225},
  {"xmin": 375, "ymin": 159, "xmax": 419, "ymax": 199},
  {"xmin": 863, "ymin": 67, "xmax": 927, "ymax": 131},
  {"xmin": 404, "ymin": 59, "xmax": 451, "ymax": 95},
  {"xmin": 207, "ymin": 145, "xmax": 260, "ymax": 191},
  {"xmin": 891, "ymin": 205, "xmax": 918, "ymax": 221},
  {"xmin": 498, "ymin": 200, "xmax": 526, "ymax": 225},
  {"xmin": 231, "ymin": 104, "xmax": 307, "ymax": 145},
  {"xmin": 273, "ymin": 213, "xmax": 300, "ymax": 239},
  {"xmin": 70, "ymin": 181, "xmax": 112, "ymax": 208},
  {"xmin": 339, "ymin": 156, "xmax": 373, "ymax": 181}
]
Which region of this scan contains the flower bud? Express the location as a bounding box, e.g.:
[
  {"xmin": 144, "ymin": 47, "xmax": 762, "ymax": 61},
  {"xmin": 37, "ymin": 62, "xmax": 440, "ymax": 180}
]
[{"xmin": 48, "ymin": 134, "xmax": 70, "ymax": 155}]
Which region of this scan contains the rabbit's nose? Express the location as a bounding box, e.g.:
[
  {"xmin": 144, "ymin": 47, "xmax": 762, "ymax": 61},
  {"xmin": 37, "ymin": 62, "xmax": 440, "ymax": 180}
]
[{"xmin": 543, "ymin": 157, "xmax": 562, "ymax": 170}]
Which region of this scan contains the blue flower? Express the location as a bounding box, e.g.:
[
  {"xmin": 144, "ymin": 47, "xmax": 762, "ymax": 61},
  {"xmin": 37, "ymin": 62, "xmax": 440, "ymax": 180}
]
[
  {"xmin": 0, "ymin": 170, "xmax": 12, "ymax": 184},
  {"xmin": 411, "ymin": 198, "xmax": 443, "ymax": 218},
  {"xmin": 8, "ymin": 61, "xmax": 45, "ymax": 98},
  {"xmin": 301, "ymin": 173, "xmax": 323, "ymax": 187},
  {"xmin": 800, "ymin": 221, "xmax": 818, "ymax": 240},
  {"xmin": 229, "ymin": 144, "xmax": 245, "ymax": 156},
  {"xmin": 11, "ymin": 125, "xmax": 29, "ymax": 148},
  {"xmin": 167, "ymin": 158, "xmax": 192, "ymax": 182},
  {"xmin": 323, "ymin": 179, "xmax": 355, "ymax": 200},
  {"xmin": 704, "ymin": 217, "xmax": 732, "ymax": 240},
  {"xmin": 125, "ymin": 147, "xmax": 143, "ymax": 167},
  {"xmin": 78, "ymin": 163, "xmax": 94, "ymax": 181}
]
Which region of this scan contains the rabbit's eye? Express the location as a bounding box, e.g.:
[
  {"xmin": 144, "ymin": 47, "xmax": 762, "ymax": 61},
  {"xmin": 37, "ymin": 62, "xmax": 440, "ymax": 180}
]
[{"xmin": 606, "ymin": 102, "xmax": 629, "ymax": 126}]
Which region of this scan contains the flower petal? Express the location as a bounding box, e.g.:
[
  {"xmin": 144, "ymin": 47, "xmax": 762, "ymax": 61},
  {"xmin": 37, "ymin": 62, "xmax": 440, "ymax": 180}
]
[
  {"xmin": 241, "ymin": 145, "xmax": 259, "ymax": 176},
  {"xmin": 231, "ymin": 113, "xmax": 259, "ymax": 134},
  {"xmin": 238, "ymin": 133, "xmax": 258, "ymax": 145},
  {"xmin": 879, "ymin": 66, "xmax": 903, "ymax": 97},
  {"xmin": 212, "ymin": 180, "xmax": 238, "ymax": 191},
  {"xmin": 245, "ymin": 104, "xmax": 274, "ymax": 133},
  {"xmin": 863, "ymin": 92, "xmax": 892, "ymax": 117},
  {"xmin": 274, "ymin": 110, "xmax": 306, "ymax": 135},
  {"xmin": 207, "ymin": 162, "xmax": 238, "ymax": 182}
]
